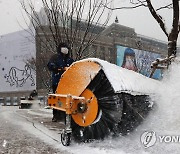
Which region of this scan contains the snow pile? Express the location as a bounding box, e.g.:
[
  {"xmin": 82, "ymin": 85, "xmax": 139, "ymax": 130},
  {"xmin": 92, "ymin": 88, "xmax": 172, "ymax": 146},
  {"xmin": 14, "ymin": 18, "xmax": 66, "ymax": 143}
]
[
  {"xmin": 79, "ymin": 58, "xmax": 160, "ymax": 95},
  {"xmin": 148, "ymin": 61, "xmax": 180, "ymax": 134}
]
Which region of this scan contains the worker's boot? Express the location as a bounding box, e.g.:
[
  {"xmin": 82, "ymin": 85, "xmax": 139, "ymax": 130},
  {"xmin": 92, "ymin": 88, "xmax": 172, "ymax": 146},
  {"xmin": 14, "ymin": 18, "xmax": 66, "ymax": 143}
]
[
  {"xmin": 52, "ymin": 116, "xmax": 57, "ymax": 122},
  {"xmin": 52, "ymin": 109, "xmax": 58, "ymax": 122}
]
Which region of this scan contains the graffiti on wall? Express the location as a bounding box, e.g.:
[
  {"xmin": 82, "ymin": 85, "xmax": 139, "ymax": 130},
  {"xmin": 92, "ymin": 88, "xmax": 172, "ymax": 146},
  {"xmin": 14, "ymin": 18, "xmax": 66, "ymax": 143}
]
[
  {"xmin": 0, "ymin": 30, "xmax": 36, "ymax": 92},
  {"xmin": 117, "ymin": 45, "xmax": 162, "ymax": 79},
  {"xmin": 5, "ymin": 64, "xmax": 35, "ymax": 87}
]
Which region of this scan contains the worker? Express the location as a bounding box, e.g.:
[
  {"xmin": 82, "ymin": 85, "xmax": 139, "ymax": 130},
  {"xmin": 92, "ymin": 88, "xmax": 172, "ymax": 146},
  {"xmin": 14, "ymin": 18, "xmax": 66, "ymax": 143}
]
[{"xmin": 47, "ymin": 42, "xmax": 74, "ymax": 122}]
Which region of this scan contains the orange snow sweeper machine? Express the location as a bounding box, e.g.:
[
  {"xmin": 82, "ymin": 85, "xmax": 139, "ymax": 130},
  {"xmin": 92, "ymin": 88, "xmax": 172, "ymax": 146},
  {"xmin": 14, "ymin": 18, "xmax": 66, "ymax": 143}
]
[{"xmin": 48, "ymin": 58, "xmax": 159, "ymax": 146}]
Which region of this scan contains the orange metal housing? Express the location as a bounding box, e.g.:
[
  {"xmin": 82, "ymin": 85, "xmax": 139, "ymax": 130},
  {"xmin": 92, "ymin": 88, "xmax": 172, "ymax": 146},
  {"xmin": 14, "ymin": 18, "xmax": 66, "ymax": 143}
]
[
  {"xmin": 71, "ymin": 89, "xmax": 98, "ymax": 126},
  {"xmin": 56, "ymin": 60, "xmax": 101, "ymax": 95},
  {"xmin": 48, "ymin": 60, "xmax": 101, "ymax": 126}
]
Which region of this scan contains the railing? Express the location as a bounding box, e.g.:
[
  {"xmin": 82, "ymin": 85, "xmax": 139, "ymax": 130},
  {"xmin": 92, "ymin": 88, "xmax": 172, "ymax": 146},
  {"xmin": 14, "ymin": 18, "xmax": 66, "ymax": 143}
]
[{"xmin": 0, "ymin": 96, "xmax": 47, "ymax": 106}]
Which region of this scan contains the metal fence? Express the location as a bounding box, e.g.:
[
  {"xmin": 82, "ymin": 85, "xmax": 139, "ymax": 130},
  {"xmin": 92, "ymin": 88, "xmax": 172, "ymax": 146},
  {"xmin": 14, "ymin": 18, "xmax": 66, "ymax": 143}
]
[{"xmin": 0, "ymin": 96, "xmax": 47, "ymax": 106}]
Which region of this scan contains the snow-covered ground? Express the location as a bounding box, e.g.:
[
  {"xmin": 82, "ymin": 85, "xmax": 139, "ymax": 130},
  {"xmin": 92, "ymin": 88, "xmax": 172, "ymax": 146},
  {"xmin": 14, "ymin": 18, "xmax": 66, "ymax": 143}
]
[{"xmin": 1, "ymin": 61, "xmax": 180, "ymax": 154}]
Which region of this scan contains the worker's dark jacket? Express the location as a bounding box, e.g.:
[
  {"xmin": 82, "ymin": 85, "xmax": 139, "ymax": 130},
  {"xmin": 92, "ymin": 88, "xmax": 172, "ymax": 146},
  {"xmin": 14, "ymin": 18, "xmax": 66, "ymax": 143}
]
[{"xmin": 47, "ymin": 53, "xmax": 74, "ymax": 89}]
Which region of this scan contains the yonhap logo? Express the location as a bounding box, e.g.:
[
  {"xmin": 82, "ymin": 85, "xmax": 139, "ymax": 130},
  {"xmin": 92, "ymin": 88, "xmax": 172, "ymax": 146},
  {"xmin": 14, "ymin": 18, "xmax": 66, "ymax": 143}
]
[
  {"xmin": 141, "ymin": 131, "xmax": 180, "ymax": 148},
  {"xmin": 141, "ymin": 131, "xmax": 157, "ymax": 148}
]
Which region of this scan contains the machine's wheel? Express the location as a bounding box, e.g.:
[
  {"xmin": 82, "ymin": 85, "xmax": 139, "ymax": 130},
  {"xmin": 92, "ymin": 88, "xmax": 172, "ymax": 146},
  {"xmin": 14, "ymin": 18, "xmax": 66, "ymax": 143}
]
[
  {"xmin": 61, "ymin": 132, "xmax": 71, "ymax": 146},
  {"xmin": 71, "ymin": 70, "xmax": 123, "ymax": 142}
]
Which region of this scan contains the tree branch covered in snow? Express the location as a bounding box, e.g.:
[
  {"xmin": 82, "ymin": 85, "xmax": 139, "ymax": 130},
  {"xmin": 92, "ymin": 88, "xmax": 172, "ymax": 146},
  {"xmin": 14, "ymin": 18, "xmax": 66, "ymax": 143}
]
[{"xmin": 145, "ymin": 0, "xmax": 168, "ymax": 37}]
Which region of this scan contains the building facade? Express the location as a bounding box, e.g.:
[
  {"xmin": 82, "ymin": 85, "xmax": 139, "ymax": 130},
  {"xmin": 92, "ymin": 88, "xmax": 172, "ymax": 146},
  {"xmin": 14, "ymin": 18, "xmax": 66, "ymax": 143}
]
[
  {"xmin": 1, "ymin": 20, "xmax": 175, "ymax": 105},
  {"xmin": 35, "ymin": 22, "xmax": 168, "ymax": 90}
]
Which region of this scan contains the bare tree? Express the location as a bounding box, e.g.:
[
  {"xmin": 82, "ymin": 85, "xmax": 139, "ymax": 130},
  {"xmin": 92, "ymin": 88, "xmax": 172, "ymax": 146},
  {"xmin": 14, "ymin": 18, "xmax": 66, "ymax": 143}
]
[
  {"xmin": 20, "ymin": 0, "xmax": 111, "ymax": 59},
  {"xmin": 20, "ymin": 0, "xmax": 111, "ymax": 90}
]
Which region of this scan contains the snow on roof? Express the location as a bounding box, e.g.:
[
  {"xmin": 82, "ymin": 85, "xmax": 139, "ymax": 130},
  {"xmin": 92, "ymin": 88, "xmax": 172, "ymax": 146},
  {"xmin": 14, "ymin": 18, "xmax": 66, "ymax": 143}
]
[{"xmin": 80, "ymin": 58, "xmax": 160, "ymax": 95}]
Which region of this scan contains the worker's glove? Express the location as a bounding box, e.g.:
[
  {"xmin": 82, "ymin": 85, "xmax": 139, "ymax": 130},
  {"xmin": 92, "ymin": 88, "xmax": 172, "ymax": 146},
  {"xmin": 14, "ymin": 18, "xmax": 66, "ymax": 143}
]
[{"xmin": 64, "ymin": 67, "xmax": 68, "ymax": 71}]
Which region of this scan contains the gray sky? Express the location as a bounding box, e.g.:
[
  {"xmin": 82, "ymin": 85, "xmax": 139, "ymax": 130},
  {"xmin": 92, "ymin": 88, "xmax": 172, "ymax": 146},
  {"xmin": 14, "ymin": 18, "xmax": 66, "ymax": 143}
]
[{"xmin": 0, "ymin": 0, "xmax": 179, "ymax": 45}]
